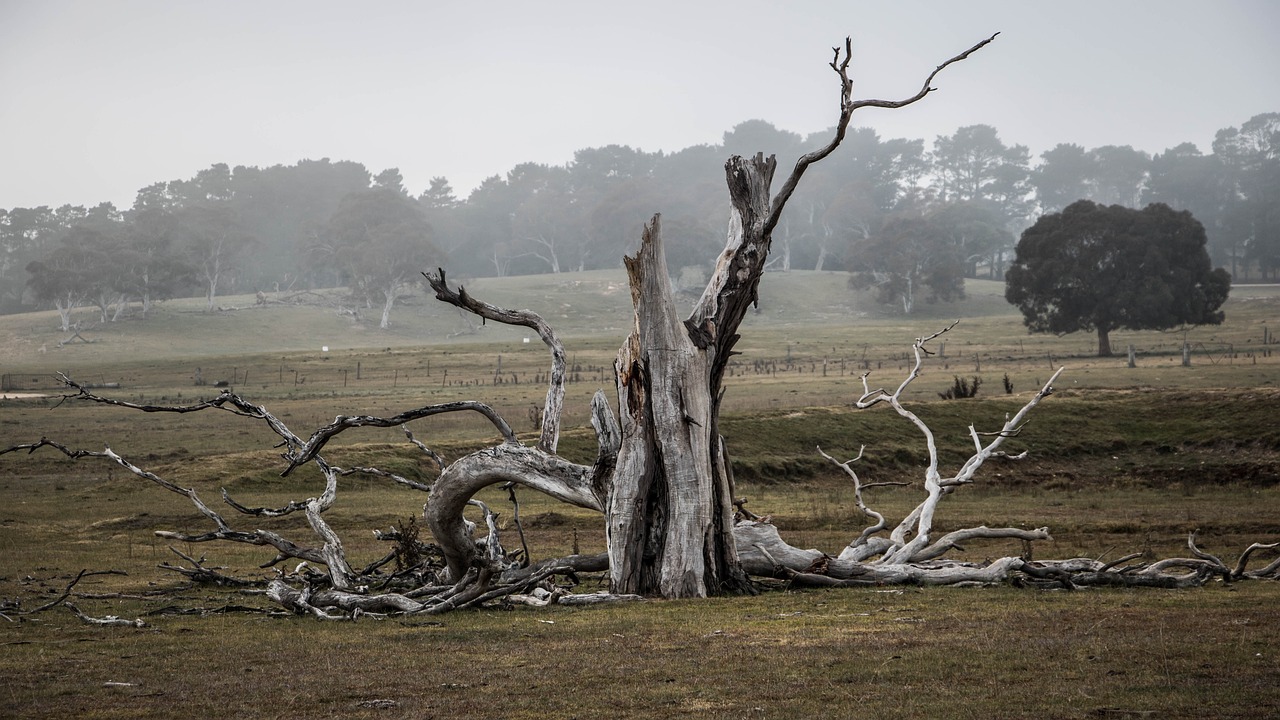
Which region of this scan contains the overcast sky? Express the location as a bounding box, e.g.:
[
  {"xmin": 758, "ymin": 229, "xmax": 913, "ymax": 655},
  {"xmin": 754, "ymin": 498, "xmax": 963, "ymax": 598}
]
[{"xmin": 2, "ymin": 0, "xmax": 1278, "ymax": 211}]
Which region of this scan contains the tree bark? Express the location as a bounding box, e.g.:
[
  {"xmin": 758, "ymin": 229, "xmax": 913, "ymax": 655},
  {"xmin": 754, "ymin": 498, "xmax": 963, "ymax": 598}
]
[
  {"xmin": 1098, "ymin": 326, "xmax": 1113, "ymax": 357},
  {"xmin": 607, "ymin": 215, "xmax": 751, "ymax": 597}
]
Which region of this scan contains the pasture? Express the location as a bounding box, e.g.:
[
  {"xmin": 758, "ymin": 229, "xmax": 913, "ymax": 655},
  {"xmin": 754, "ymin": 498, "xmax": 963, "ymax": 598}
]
[{"xmin": 1, "ymin": 271, "xmax": 1278, "ymax": 718}]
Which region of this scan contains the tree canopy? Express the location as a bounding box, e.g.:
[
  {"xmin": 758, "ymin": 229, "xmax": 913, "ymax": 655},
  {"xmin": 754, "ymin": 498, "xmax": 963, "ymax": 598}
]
[
  {"xmin": 317, "ymin": 187, "xmax": 440, "ymax": 328},
  {"xmin": 2, "ymin": 111, "xmax": 1276, "ymax": 322},
  {"xmin": 1004, "ymin": 200, "xmax": 1231, "ymax": 356}
]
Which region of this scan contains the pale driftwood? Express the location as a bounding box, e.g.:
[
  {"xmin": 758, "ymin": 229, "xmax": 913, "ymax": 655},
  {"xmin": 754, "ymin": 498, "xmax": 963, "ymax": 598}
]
[
  {"xmin": 65, "ymin": 603, "xmax": 146, "ymax": 628},
  {"xmin": 817, "ymin": 444, "xmax": 906, "ymax": 555},
  {"xmin": 846, "ymin": 324, "xmax": 1066, "ymax": 566},
  {"xmin": 508, "ymin": 588, "xmax": 644, "ymax": 607},
  {"xmin": 426, "ymin": 427, "xmax": 606, "ymax": 583}
]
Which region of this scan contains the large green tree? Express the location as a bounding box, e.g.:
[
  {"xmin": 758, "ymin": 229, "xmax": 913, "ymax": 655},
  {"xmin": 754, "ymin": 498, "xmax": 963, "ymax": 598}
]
[{"xmin": 1005, "ymin": 200, "xmax": 1231, "ymax": 356}]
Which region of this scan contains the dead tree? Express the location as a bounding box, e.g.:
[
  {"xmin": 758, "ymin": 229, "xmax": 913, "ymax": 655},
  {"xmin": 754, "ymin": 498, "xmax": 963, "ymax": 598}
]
[
  {"xmin": 424, "ymin": 34, "xmax": 1002, "ymax": 598},
  {"xmin": 6, "ymin": 35, "xmax": 1274, "ymax": 619}
]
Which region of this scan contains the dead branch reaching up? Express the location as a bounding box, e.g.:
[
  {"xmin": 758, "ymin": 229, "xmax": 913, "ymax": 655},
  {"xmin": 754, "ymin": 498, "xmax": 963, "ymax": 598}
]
[
  {"xmin": 1187, "ymin": 529, "xmax": 1233, "ymax": 580},
  {"xmin": 736, "ymin": 329, "xmax": 1276, "ymax": 589},
  {"xmin": 1234, "ymin": 542, "xmax": 1280, "ymax": 579},
  {"xmin": 817, "ymin": 444, "xmax": 903, "ymax": 553},
  {"xmin": 504, "ymin": 483, "xmax": 532, "ymax": 569},
  {"xmin": 942, "ymin": 367, "xmax": 1064, "ymax": 488},
  {"xmin": 403, "ymin": 425, "xmax": 447, "ymax": 473},
  {"xmin": 766, "ymin": 34, "xmax": 998, "ymax": 236},
  {"xmin": 844, "ymin": 324, "xmax": 1066, "ymax": 566},
  {"xmin": 424, "ymin": 268, "xmax": 567, "ymax": 453}
]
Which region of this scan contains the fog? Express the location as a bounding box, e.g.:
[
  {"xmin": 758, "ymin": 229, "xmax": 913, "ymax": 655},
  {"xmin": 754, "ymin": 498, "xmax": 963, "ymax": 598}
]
[{"xmin": 2, "ymin": 0, "xmax": 1278, "ymax": 209}]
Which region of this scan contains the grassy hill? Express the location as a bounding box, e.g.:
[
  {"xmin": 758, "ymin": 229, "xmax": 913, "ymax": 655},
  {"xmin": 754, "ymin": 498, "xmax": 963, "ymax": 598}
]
[{"xmin": 3, "ymin": 270, "xmax": 1276, "ymax": 366}]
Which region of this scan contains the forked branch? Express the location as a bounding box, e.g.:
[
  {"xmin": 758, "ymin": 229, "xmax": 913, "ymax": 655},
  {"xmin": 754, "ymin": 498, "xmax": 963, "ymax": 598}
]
[
  {"xmin": 766, "ymin": 33, "xmax": 999, "ymax": 236},
  {"xmin": 424, "ymin": 268, "xmax": 568, "ymax": 453}
]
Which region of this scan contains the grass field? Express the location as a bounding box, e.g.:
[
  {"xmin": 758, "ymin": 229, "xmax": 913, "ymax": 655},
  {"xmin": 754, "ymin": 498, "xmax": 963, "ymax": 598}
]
[{"xmin": 1, "ymin": 273, "xmax": 1278, "ymax": 718}]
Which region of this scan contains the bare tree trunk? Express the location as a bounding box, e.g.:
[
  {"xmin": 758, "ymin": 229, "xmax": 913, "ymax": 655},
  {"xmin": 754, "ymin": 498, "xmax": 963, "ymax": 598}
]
[
  {"xmin": 205, "ymin": 270, "xmax": 219, "ymax": 313},
  {"xmin": 603, "ymin": 35, "xmax": 1001, "ymax": 598},
  {"xmin": 1098, "ymin": 326, "xmax": 1113, "ymax": 357},
  {"xmin": 379, "ymin": 282, "xmax": 396, "ymax": 329},
  {"xmin": 55, "ymin": 297, "xmax": 74, "ymax": 332},
  {"xmin": 111, "ymin": 293, "xmax": 128, "ymax": 322},
  {"xmin": 608, "ymin": 215, "xmax": 750, "ymax": 597}
]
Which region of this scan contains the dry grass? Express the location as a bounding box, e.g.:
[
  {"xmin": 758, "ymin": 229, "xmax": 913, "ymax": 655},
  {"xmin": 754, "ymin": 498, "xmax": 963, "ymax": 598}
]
[
  {"xmin": 1, "ymin": 275, "xmax": 1279, "ymax": 718},
  {"xmin": 2, "ymin": 583, "xmax": 1276, "ymax": 719}
]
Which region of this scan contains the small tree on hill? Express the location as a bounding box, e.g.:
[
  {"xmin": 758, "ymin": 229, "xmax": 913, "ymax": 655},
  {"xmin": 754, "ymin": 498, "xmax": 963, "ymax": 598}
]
[
  {"xmin": 847, "ymin": 212, "xmax": 968, "ymax": 314},
  {"xmin": 1004, "ymin": 200, "xmax": 1231, "ymax": 356},
  {"xmin": 317, "ymin": 188, "xmax": 441, "ymax": 329}
]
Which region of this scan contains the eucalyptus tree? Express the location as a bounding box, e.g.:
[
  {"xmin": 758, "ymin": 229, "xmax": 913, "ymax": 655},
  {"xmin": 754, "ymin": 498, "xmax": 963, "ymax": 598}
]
[
  {"xmin": 930, "ymin": 124, "xmax": 1032, "ymax": 230},
  {"xmin": 798, "ymin": 127, "xmax": 927, "ymax": 271},
  {"xmin": 319, "ymin": 187, "xmax": 440, "ymax": 328},
  {"xmin": 0, "ymin": 205, "xmax": 61, "ymax": 312},
  {"xmin": 24, "ymin": 226, "xmax": 109, "ymax": 330},
  {"xmin": 1213, "ymin": 113, "xmax": 1280, "ymax": 279},
  {"xmin": 1032, "ymin": 143, "xmax": 1097, "ymax": 214},
  {"xmin": 1090, "ymin": 145, "xmax": 1150, "ymax": 208},
  {"xmin": 847, "ymin": 210, "xmax": 972, "ymax": 314},
  {"xmin": 178, "ymin": 203, "xmax": 255, "ymax": 313},
  {"xmin": 120, "ymin": 208, "xmax": 193, "ymax": 317}
]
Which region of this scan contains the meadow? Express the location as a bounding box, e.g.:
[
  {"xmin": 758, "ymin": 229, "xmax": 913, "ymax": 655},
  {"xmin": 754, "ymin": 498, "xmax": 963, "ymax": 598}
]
[{"xmin": 1, "ymin": 271, "xmax": 1278, "ymax": 718}]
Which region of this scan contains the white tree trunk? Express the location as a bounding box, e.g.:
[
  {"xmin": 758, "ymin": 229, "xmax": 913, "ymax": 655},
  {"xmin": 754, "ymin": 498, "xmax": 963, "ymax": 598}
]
[
  {"xmin": 55, "ymin": 297, "xmax": 74, "ymax": 332},
  {"xmin": 379, "ymin": 281, "xmax": 397, "ymax": 329}
]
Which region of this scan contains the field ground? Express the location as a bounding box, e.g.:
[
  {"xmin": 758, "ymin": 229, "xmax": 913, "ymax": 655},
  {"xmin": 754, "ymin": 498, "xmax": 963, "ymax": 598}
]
[{"xmin": 1, "ymin": 273, "xmax": 1278, "ymax": 718}]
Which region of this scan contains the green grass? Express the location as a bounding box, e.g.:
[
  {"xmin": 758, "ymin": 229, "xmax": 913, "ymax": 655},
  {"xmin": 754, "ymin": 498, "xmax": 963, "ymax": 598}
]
[{"xmin": 1, "ymin": 273, "xmax": 1279, "ymax": 718}]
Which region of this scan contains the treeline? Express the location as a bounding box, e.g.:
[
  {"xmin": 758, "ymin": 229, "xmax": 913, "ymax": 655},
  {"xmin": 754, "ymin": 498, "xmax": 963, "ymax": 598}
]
[{"xmin": 1, "ymin": 114, "xmax": 1276, "ymax": 324}]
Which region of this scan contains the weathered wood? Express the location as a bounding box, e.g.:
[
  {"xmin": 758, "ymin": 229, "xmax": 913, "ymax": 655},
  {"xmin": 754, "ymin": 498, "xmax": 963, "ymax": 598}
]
[
  {"xmin": 426, "ymin": 443, "xmax": 602, "ymax": 582},
  {"xmin": 65, "ymin": 603, "xmax": 146, "ymax": 628},
  {"xmin": 609, "ymin": 215, "xmax": 735, "ymax": 597},
  {"xmin": 424, "ymin": 268, "xmax": 567, "ymax": 453}
]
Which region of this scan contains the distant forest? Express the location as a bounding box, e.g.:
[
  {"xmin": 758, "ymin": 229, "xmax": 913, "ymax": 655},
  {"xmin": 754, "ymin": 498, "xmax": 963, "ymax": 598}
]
[{"xmin": 2, "ymin": 114, "xmax": 1277, "ymax": 324}]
